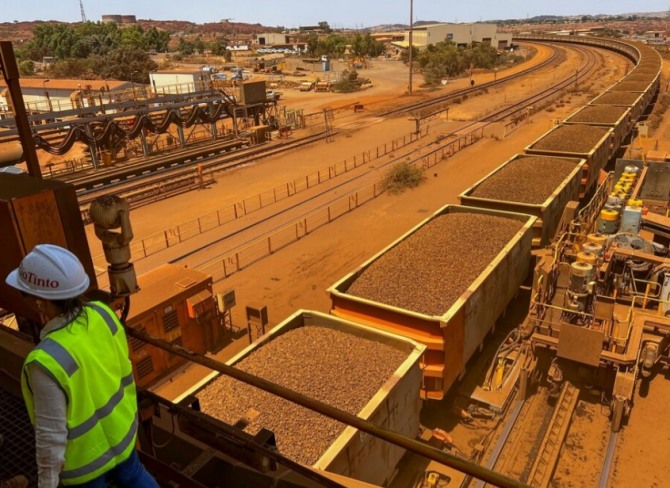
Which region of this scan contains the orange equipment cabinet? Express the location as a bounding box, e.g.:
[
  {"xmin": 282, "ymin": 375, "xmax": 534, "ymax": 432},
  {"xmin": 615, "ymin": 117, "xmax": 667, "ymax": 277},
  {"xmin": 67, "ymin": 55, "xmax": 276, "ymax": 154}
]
[{"xmin": 125, "ymin": 264, "xmax": 222, "ymax": 388}]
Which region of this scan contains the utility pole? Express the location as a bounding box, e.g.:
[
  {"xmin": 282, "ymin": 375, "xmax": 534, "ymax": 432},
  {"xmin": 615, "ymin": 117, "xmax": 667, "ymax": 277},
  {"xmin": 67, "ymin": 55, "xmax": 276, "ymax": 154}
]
[
  {"xmin": 79, "ymin": 0, "xmax": 87, "ymax": 22},
  {"xmin": 408, "ymin": 0, "xmax": 414, "ymax": 94}
]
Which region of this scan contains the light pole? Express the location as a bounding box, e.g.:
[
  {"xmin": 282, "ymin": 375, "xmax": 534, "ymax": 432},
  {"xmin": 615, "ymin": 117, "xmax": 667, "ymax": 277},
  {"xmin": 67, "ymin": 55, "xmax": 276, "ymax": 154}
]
[
  {"xmin": 408, "ymin": 0, "xmax": 414, "ymax": 94},
  {"xmin": 131, "ymin": 71, "xmax": 139, "ymax": 101},
  {"xmin": 42, "ymin": 79, "xmax": 52, "ymax": 112}
]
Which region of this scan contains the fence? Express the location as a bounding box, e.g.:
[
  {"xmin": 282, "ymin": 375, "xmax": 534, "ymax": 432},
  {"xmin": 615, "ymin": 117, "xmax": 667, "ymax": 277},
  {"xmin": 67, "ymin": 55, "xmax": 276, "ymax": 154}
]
[
  {"xmin": 92, "ymin": 127, "xmax": 430, "ymax": 273},
  {"xmin": 197, "ymin": 126, "xmax": 486, "ymax": 282}
]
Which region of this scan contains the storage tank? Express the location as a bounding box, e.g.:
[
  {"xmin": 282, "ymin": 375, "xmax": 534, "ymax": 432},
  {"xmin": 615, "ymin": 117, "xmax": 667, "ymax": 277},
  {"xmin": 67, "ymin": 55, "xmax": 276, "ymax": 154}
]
[
  {"xmin": 524, "ymin": 124, "xmax": 613, "ymax": 197},
  {"xmin": 459, "ymin": 154, "xmax": 585, "ymax": 247},
  {"xmin": 121, "ymin": 15, "xmax": 137, "ymax": 24},
  {"xmin": 179, "ymin": 310, "xmax": 425, "ymax": 487},
  {"xmin": 101, "ymin": 15, "xmax": 122, "ymax": 24},
  {"xmin": 328, "ymin": 205, "xmax": 535, "ymax": 400}
]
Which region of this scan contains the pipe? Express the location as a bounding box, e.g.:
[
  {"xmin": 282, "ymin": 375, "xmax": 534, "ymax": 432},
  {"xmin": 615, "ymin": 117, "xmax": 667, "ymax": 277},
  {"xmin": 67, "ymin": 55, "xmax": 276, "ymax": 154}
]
[
  {"xmin": 0, "ymin": 42, "xmax": 41, "ymax": 177},
  {"xmin": 125, "ymin": 327, "xmax": 530, "ymax": 488}
]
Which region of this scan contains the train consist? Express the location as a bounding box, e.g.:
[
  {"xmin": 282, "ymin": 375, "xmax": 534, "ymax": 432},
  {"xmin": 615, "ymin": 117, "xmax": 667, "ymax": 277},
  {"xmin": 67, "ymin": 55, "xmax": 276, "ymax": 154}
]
[
  {"xmin": 0, "ymin": 35, "xmax": 664, "ymax": 487},
  {"xmin": 327, "ymin": 35, "xmax": 662, "ymax": 413}
]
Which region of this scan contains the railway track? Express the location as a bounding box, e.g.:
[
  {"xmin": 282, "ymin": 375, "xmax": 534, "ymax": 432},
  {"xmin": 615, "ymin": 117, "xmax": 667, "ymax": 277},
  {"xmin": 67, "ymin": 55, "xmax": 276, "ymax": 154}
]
[
  {"xmin": 380, "ymin": 42, "xmax": 565, "ymax": 118},
  {"xmin": 67, "ymin": 43, "xmax": 569, "ymax": 203},
  {"xmin": 475, "ymin": 383, "xmax": 620, "ymax": 488},
  {"xmin": 77, "ymin": 42, "xmax": 594, "ymax": 226},
  {"xmin": 87, "ymin": 40, "xmax": 606, "ymax": 277}
]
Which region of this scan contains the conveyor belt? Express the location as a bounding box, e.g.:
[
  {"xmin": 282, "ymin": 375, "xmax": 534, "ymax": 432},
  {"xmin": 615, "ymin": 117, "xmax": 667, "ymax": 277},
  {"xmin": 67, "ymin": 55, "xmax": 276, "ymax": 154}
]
[{"xmin": 0, "ymin": 387, "xmax": 37, "ymax": 487}]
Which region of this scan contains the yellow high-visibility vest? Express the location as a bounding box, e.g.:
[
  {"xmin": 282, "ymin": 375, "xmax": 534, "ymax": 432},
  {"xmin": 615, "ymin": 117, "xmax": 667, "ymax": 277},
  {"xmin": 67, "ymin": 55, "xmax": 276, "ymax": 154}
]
[{"xmin": 22, "ymin": 301, "xmax": 138, "ymax": 485}]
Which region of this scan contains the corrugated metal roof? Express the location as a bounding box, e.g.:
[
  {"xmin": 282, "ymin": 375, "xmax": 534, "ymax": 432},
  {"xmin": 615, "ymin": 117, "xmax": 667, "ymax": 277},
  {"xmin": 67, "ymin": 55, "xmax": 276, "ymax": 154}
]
[{"xmin": 0, "ymin": 78, "xmax": 132, "ymax": 91}]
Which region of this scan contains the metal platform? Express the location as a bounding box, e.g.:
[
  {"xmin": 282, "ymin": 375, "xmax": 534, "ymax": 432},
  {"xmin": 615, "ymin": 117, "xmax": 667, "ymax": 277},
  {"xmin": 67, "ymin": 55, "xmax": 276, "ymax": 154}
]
[{"xmin": 0, "ymin": 387, "xmax": 37, "ymax": 486}]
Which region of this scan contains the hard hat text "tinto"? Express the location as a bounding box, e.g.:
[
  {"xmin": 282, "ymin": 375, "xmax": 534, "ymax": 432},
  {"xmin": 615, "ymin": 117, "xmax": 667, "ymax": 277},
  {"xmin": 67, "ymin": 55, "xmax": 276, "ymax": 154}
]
[{"xmin": 19, "ymin": 266, "xmax": 60, "ymax": 289}]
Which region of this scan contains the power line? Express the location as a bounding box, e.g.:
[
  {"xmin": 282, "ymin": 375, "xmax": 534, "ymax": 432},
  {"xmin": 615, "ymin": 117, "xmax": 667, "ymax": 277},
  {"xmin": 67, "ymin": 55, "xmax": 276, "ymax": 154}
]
[{"xmin": 79, "ymin": 0, "xmax": 87, "ymax": 22}]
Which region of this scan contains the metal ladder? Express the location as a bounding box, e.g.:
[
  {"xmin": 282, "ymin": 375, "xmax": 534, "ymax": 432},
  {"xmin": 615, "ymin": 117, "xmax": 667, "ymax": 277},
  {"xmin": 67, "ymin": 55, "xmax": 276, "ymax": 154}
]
[{"xmin": 527, "ymin": 382, "xmax": 580, "ymax": 487}]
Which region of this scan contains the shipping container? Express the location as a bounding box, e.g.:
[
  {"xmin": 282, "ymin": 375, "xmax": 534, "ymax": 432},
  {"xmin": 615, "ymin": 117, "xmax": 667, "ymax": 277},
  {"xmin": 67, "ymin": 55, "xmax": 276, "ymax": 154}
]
[
  {"xmin": 459, "ymin": 154, "xmax": 585, "ymax": 247},
  {"xmin": 179, "ymin": 310, "xmax": 425, "ymax": 487},
  {"xmin": 328, "ymin": 205, "xmax": 535, "ymax": 400},
  {"xmin": 524, "ymin": 124, "xmax": 613, "ymax": 197}
]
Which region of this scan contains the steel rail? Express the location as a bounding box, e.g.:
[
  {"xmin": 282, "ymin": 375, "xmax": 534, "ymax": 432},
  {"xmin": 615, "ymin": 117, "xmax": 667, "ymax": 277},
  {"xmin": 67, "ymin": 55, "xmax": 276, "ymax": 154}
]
[
  {"xmin": 73, "ymin": 43, "xmax": 584, "ymax": 213},
  {"xmin": 378, "ymin": 41, "xmax": 564, "ymax": 118},
  {"xmin": 125, "ymin": 326, "xmax": 531, "ymax": 488},
  {"xmin": 149, "ymin": 44, "xmax": 605, "ymax": 273},
  {"xmin": 597, "ymin": 431, "xmax": 619, "ymax": 488},
  {"xmin": 63, "ymin": 42, "xmax": 568, "ymax": 196}
]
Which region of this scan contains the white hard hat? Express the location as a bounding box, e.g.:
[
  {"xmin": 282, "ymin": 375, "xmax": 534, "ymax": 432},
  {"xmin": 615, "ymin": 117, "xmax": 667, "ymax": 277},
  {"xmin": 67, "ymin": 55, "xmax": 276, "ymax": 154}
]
[{"xmin": 6, "ymin": 244, "xmax": 90, "ymax": 300}]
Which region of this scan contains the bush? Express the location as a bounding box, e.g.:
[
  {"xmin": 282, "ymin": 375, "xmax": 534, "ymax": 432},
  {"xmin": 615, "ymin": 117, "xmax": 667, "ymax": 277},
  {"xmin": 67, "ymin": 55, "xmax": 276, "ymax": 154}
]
[
  {"xmin": 18, "ymin": 60, "xmax": 34, "ymax": 76},
  {"xmin": 382, "ymin": 162, "xmax": 425, "ymax": 194},
  {"xmin": 332, "ymin": 69, "xmax": 360, "ymax": 93}
]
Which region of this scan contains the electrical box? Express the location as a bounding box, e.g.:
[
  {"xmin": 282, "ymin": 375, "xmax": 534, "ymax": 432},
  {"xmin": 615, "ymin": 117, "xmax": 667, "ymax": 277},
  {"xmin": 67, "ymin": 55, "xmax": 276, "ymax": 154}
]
[
  {"xmin": 0, "ymin": 174, "xmax": 96, "ymax": 322},
  {"xmin": 240, "ymin": 80, "xmax": 267, "ymax": 105},
  {"xmin": 126, "ymin": 264, "xmax": 222, "ymax": 388}
]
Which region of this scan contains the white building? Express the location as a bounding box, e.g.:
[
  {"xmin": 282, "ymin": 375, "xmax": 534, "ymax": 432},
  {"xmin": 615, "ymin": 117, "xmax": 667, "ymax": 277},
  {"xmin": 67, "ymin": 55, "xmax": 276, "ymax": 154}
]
[
  {"xmin": 0, "ymin": 79, "xmax": 133, "ymax": 113},
  {"xmin": 149, "ymin": 71, "xmax": 210, "ymax": 95},
  {"xmin": 393, "ymin": 23, "xmax": 513, "ymax": 51}
]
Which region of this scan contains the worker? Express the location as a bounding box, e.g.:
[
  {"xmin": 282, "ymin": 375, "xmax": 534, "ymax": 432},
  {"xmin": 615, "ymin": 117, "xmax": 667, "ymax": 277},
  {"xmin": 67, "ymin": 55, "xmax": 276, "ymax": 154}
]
[{"xmin": 5, "ymin": 244, "xmax": 158, "ymax": 488}]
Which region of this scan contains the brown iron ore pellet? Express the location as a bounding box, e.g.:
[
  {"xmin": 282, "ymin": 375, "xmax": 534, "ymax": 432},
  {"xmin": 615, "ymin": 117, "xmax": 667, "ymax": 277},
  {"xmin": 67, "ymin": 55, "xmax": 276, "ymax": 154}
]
[
  {"xmin": 592, "ymin": 92, "xmax": 640, "ymax": 105},
  {"xmin": 624, "ymin": 75, "xmax": 655, "ymax": 82},
  {"xmin": 567, "ymin": 106, "xmax": 628, "ymax": 124},
  {"xmin": 347, "ymin": 213, "xmax": 523, "ymax": 316},
  {"xmin": 531, "ymin": 125, "xmax": 609, "ymax": 153},
  {"xmin": 197, "ymin": 326, "xmax": 407, "ymax": 466},
  {"xmin": 470, "ymin": 157, "xmax": 578, "ymax": 204},
  {"xmin": 614, "ymin": 81, "xmax": 650, "ymax": 91}
]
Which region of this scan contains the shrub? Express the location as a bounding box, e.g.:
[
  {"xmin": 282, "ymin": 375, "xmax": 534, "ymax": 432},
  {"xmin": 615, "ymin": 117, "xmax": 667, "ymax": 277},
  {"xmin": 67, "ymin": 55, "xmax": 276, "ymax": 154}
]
[{"xmin": 382, "ymin": 162, "xmax": 425, "ymax": 194}]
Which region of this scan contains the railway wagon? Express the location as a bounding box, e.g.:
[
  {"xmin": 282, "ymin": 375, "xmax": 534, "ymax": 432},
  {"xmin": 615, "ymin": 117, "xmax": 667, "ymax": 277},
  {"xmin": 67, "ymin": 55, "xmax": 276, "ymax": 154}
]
[
  {"xmin": 611, "ymin": 80, "xmax": 656, "ymax": 109},
  {"xmin": 524, "ymin": 124, "xmax": 612, "ymax": 197},
  {"xmin": 459, "ymin": 154, "xmax": 585, "ymax": 247},
  {"xmin": 564, "ymin": 105, "xmax": 632, "ymax": 157},
  {"xmin": 328, "ymin": 205, "xmax": 535, "ymax": 400},
  {"xmin": 590, "ymin": 91, "xmax": 646, "ymax": 124},
  {"xmin": 179, "ymin": 310, "xmax": 425, "ymax": 487}
]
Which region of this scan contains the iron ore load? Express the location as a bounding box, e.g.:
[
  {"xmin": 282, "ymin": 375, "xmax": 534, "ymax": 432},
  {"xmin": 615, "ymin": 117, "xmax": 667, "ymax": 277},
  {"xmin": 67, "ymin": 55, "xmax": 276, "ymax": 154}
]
[
  {"xmin": 329, "ymin": 205, "xmax": 535, "ymax": 400},
  {"xmin": 460, "ymin": 155, "xmax": 585, "ymax": 247},
  {"xmin": 185, "ymin": 310, "xmax": 425, "ymax": 487},
  {"xmin": 525, "ymin": 124, "xmax": 612, "ymax": 197}
]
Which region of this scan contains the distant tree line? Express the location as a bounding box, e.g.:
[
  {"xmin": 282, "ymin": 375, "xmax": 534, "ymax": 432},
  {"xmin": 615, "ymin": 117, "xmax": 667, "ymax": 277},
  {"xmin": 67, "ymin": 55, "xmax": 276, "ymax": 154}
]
[
  {"xmin": 306, "ymin": 33, "xmax": 385, "ymax": 58},
  {"xmin": 404, "ymin": 41, "xmax": 523, "ymax": 85},
  {"xmin": 16, "ymin": 22, "xmax": 170, "ymax": 81}
]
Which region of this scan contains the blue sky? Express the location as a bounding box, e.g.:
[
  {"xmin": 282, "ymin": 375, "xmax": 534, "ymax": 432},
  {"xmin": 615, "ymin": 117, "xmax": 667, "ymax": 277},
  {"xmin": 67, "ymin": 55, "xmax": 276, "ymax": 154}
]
[{"xmin": 2, "ymin": 1, "xmax": 667, "ymax": 28}]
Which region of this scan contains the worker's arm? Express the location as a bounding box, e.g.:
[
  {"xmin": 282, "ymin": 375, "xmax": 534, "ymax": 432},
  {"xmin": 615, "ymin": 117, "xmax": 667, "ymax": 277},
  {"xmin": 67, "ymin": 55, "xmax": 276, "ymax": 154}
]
[{"xmin": 27, "ymin": 363, "xmax": 67, "ymax": 488}]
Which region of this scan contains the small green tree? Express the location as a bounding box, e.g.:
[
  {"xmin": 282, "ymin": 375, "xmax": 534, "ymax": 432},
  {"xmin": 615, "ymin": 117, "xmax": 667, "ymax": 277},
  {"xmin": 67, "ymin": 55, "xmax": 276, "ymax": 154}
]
[
  {"xmin": 382, "ymin": 162, "xmax": 425, "ymax": 194},
  {"xmin": 18, "ymin": 60, "xmax": 35, "ymax": 76},
  {"xmin": 332, "ymin": 70, "xmax": 359, "ymax": 92}
]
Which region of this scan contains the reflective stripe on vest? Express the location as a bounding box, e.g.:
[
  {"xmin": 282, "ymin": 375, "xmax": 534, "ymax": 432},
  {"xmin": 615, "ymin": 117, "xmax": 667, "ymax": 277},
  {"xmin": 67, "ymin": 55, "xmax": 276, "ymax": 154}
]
[
  {"xmin": 87, "ymin": 302, "xmax": 118, "ymax": 335},
  {"xmin": 20, "ymin": 301, "xmax": 138, "ymax": 484},
  {"xmin": 36, "ymin": 339, "xmax": 79, "ymax": 376},
  {"xmin": 60, "ymin": 415, "xmax": 138, "ymax": 481},
  {"xmin": 67, "ymin": 371, "xmax": 135, "ymax": 440}
]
